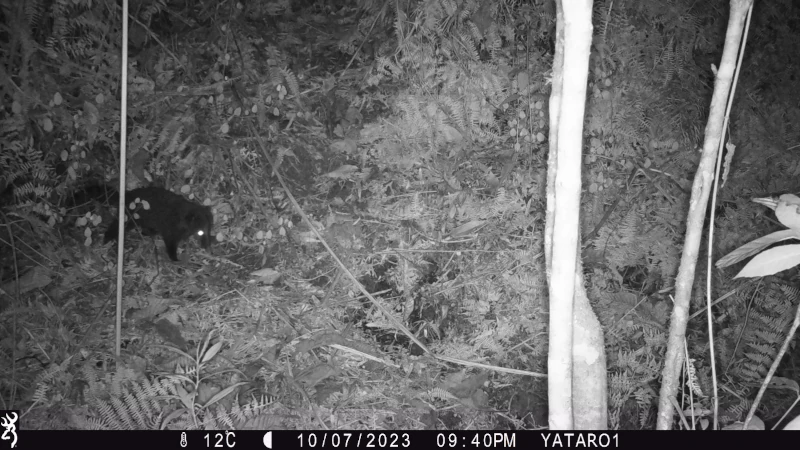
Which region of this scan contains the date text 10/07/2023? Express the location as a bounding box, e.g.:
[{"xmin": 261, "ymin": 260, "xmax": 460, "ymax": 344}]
[{"xmin": 295, "ymin": 432, "xmax": 515, "ymax": 448}]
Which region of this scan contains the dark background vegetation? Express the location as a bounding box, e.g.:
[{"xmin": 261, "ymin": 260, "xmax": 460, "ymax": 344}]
[{"xmin": 1, "ymin": 0, "xmax": 799, "ymax": 430}]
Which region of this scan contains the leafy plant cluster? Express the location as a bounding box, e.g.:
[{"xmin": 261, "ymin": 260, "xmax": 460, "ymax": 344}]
[
  {"xmin": 64, "ymin": 338, "xmax": 279, "ymax": 430},
  {"xmin": 584, "ymin": 0, "xmax": 800, "ymax": 428},
  {"xmin": 705, "ymin": 0, "xmax": 800, "ymax": 428}
]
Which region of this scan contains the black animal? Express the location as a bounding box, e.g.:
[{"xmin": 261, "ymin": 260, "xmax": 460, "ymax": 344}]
[{"xmin": 103, "ymin": 187, "xmax": 213, "ymax": 261}]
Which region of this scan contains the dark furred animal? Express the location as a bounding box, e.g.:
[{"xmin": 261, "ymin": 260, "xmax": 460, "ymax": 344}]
[{"xmin": 103, "ymin": 187, "xmax": 213, "ymax": 261}]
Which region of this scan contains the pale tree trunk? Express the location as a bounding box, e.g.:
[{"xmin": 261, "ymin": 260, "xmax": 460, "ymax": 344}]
[
  {"xmin": 656, "ymin": 0, "xmax": 754, "ymax": 430},
  {"xmin": 546, "ymin": 0, "xmax": 607, "ymax": 430}
]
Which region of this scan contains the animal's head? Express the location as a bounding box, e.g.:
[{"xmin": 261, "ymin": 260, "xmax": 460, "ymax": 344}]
[{"xmin": 188, "ymin": 205, "xmax": 214, "ymax": 249}]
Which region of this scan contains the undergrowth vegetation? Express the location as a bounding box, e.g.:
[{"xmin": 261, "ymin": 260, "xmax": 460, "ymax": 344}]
[{"xmin": 1, "ymin": 0, "xmax": 800, "ymax": 430}]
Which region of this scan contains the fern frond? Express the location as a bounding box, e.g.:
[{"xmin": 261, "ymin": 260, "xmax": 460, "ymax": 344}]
[
  {"xmin": 281, "ymin": 67, "xmax": 301, "ymax": 99},
  {"xmin": 25, "ymin": 0, "xmax": 45, "ymax": 27}
]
